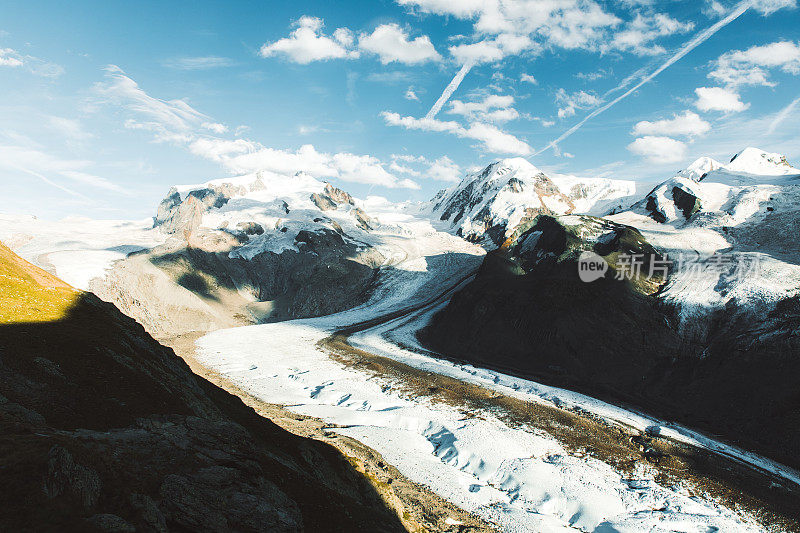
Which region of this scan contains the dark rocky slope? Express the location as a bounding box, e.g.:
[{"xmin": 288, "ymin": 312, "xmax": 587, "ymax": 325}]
[
  {"xmin": 420, "ymin": 215, "xmax": 800, "ymax": 470},
  {"xmin": 0, "ymin": 243, "xmax": 404, "ymax": 532}
]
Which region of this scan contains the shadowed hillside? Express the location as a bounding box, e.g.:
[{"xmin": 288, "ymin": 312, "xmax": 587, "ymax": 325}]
[{"xmin": 0, "ymin": 242, "xmax": 405, "ymax": 532}]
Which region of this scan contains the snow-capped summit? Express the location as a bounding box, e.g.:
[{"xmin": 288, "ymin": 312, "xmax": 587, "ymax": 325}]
[
  {"xmin": 429, "ymin": 158, "xmax": 636, "ymax": 246},
  {"xmin": 677, "ymin": 156, "xmax": 724, "ymax": 181},
  {"xmin": 612, "ymin": 146, "xmax": 800, "ymax": 346},
  {"xmin": 153, "ymin": 170, "xmax": 377, "ymax": 257},
  {"xmin": 726, "ymin": 147, "xmax": 798, "ymax": 176},
  {"xmin": 637, "ymin": 147, "xmax": 799, "ymax": 224}
]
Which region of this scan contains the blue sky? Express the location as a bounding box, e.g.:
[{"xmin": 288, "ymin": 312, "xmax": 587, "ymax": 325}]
[{"xmin": 1, "ymin": 0, "xmax": 799, "ymax": 219}]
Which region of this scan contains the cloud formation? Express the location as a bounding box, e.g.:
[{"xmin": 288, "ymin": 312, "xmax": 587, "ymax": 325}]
[
  {"xmin": 709, "ymin": 40, "xmax": 800, "ymax": 87},
  {"xmin": 95, "ymin": 67, "xmax": 417, "ymax": 189},
  {"xmin": 627, "ymin": 135, "xmax": 687, "ymax": 163},
  {"xmin": 382, "ymin": 111, "xmax": 532, "ymax": 155},
  {"xmin": 260, "ymin": 16, "xmax": 358, "ymax": 64},
  {"xmin": 260, "ymin": 17, "xmax": 441, "ymax": 66},
  {"xmin": 632, "ymin": 111, "xmax": 711, "ymax": 137},
  {"xmin": 359, "ymin": 24, "xmax": 441, "ymax": 64},
  {"xmin": 695, "ymin": 86, "xmax": 749, "ymax": 112}
]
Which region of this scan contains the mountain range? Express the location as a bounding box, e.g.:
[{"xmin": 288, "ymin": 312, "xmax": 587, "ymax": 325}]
[{"xmin": 2, "ymin": 146, "xmax": 799, "ymax": 531}]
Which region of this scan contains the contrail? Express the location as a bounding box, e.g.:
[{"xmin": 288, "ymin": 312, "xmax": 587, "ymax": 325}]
[
  {"xmin": 426, "ymin": 62, "xmax": 474, "ymax": 119},
  {"xmin": 8, "ymin": 164, "xmax": 88, "ymax": 200},
  {"xmin": 535, "ymin": 0, "xmax": 752, "ymax": 156},
  {"xmin": 768, "ymin": 95, "xmax": 800, "ymax": 134}
]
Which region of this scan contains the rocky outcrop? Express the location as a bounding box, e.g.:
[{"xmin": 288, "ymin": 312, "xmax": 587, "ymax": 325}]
[
  {"xmin": 430, "ymin": 158, "xmax": 634, "ymax": 247},
  {"xmin": 420, "ymin": 214, "xmax": 800, "ymax": 470},
  {"xmin": 94, "ymin": 228, "xmax": 384, "ymax": 337},
  {"xmin": 420, "ymin": 215, "xmax": 679, "ymax": 396},
  {"xmin": 0, "ymin": 246, "xmax": 404, "ymax": 532},
  {"xmin": 310, "ymin": 183, "xmax": 372, "ymax": 230}
]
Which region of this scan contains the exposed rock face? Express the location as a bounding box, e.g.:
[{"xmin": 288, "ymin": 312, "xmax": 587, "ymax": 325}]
[
  {"xmin": 95, "ymin": 228, "xmax": 383, "ymax": 337},
  {"xmin": 236, "ymin": 221, "xmax": 264, "ymax": 235},
  {"xmin": 104, "ymin": 175, "xmax": 385, "ymax": 337},
  {"xmin": 310, "ymin": 183, "xmax": 355, "ymax": 211},
  {"xmin": 0, "ymin": 247, "xmax": 404, "ymax": 532},
  {"xmin": 430, "ymin": 158, "xmax": 635, "ymax": 247},
  {"xmin": 420, "ymin": 215, "xmax": 678, "ymax": 394},
  {"xmin": 310, "ymin": 183, "xmax": 372, "ymax": 230},
  {"xmin": 420, "ymin": 214, "xmax": 800, "ymax": 470},
  {"xmin": 671, "ymin": 186, "xmax": 701, "ymax": 219},
  {"xmin": 155, "ymin": 185, "xmax": 240, "ymax": 235}
]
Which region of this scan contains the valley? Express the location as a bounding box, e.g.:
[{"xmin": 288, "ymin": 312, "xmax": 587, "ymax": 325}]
[{"xmin": 3, "ymin": 147, "xmax": 800, "ymax": 531}]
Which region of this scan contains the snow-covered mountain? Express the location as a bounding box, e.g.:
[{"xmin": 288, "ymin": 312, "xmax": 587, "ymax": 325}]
[
  {"xmin": 154, "ymin": 170, "xmax": 377, "ymax": 257},
  {"xmin": 614, "ymin": 147, "xmax": 800, "ymax": 341},
  {"xmin": 638, "ymin": 147, "xmax": 800, "ymax": 224},
  {"xmin": 428, "ymin": 158, "xmax": 637, "ymax": 246},
  {"xmin": 421, "ymin": 146, "xmax": 800, "ymax": 473}
]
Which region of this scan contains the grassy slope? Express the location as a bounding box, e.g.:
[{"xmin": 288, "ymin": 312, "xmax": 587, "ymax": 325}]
[{"xmin": 0, "ymin": 242, "xmax": 78, "ymax": 324}]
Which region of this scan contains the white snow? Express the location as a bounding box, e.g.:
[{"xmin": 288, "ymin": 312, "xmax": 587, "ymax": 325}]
[
  {"xmin": 726, "ymin": 147, "xmax": 799, "ymax": 176},
  {"xmin": 4, "ymin": 147, "xmax": 797, "ymax": 532},
  {"xmin": 0, "ymin": 214, "xmax": 165, "ymax": 289},
  {"xmin": 429, "ymin": 158, "xmax": 637, "ymax": 244},
  {"xmin": 195, "ymin": 235, "xmax": 767, "ymax": 532},
  {"xmin": 616, "ymin": 147, "xmax": 800, "ymax": 333}
]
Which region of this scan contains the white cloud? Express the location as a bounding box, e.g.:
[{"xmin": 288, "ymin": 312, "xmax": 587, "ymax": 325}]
[
  {"xmin": 462, "ymin": 122, "xmax": 530, "ymax": 154},
  {"xmin": 575, "ymin": 68, "xmax": 611, "ymax": 81},
  {"xmin": 190, "ymin": 138, "xmax": 419, "ymax": 189},
  {"xmin": 751, "ymin": 0, "xmax": 797, "ymax": 15},
  {"xmin": 381, "ymin": 111, "xmax": 532, "ymax": 155},
  {"xmin": 260, "ymin": 16, "xmax": 358, "ymax": 63},
  {"xmin": 389, "ymin": 160, "xmax": 421, "ymax": 176},
  {"xmin": 333, "ymin": 152, "xmax": 419, "ymax": 188},
  {"xmin": 390, "ymin": 153, "xmax": 463, "ymax": 182},
  {"xmin": 520, "ymin": 73, "xmax": 537, "ymax": 84},
  {"xmin": 0, "ymin": 48, "xmax": 63, "ymax": 76},
  {"xmin": 260, "ymin": 17, "xmax": 443, "ymax": 67},
  {"xmin": 382, "ymin": 112, "xmax": 462, "ymax": 133},
  {"xmin": 694, "ymin": 86, "xmax": 749, "ymax": 112},
  {"xmin": 97, "ymin": 67, "xmax": 416, "ymax": 190},
  {"xmin": 448, "ymin": 94, "xmax": 518, "ymax": 123},
  {"xmin": 297, "ymin": 124, "xmax": 320, "ymax": 135},
  {"xmin": 426, "ymin": 156, "xmax": 462, "ymax": 182},
  {"xmin": 162, "ymin": 56, "xmax": 236, "ymax": 70},
  {"xmin": 0, "ymin": 48, "xmax": 23, "ymax": 67},
  {"xmin": 359, "ymin": 24, "xmax": 441, "ymax": 64},
  {"xmin": 396, "ymin": 0, "xmax": 487, "ymax": 17},
  {"xmin": 709, "ymin": 40, "xmax": 800, "ymax": 87},
  {"xmin": 404, "ymin": 87, "xmax": 420, "ymax": 100},
  {"xmin": 201, "ymin": 122, "xmax": 228, "ymax": 134},
  {"xmin": 449, "ymin": 33, "xmax": 535, "ymax": 64},
  {"xmin": 608, "ymin": 13, "xmax": 694, "ymax": 56},
  {"xmin": 48, "ymin": 116, "xmax": 93, "ymax": 142},
  {"xmin": 94, "ymin": 66, "xmax": 208, "ymax": 134},
  {"xmin": 555, "ymin": 89, "xmax": 601, "ymax": 118},
  {"xmin": 632, "ymin": 111, "xmax": 711, "ymax": 137},
  {"xmin": 627, "ymin": 136, "xmax": 687, "ymax": 163},
  {"xmin": 418, "ymin": 0, "xmax": 621, "ymax": 53}
]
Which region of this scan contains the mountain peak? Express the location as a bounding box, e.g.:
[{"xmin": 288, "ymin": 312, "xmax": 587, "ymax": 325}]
[
  {"xmin": 678, "ymin": 156, "xmax": 724, "ymax": 181},
  {"xmin": 431, "ymin": 158, "xmax": 636, "ymax": 246},
  {"xmin": 727, "ymin": 147, "xmax": 797, "ymax": 176}
]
